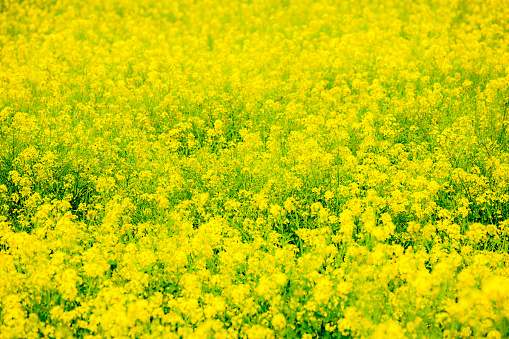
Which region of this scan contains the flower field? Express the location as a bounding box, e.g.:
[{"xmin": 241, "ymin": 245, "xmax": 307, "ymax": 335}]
[{"xmin": 1, "ymin": 0, "xmax": 509, "ymax": 337}]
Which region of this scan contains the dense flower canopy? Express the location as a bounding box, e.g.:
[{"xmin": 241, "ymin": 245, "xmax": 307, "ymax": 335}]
[{"xmin": 1, "ymin": 0, "xmax": 509, "ymax": 338}]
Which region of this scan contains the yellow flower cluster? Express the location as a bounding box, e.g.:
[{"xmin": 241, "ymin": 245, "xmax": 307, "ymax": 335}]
[{"xmin": 1, "ymin": 0, "xmax": 509, "ymax": 337}]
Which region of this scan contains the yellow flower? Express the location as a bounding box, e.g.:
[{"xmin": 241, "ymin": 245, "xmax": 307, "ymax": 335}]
[{"xmin": 271, "ymin": 313, "xmax": 286, "ymax": 331}]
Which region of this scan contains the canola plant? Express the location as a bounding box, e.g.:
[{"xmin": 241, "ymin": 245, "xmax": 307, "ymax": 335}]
[{"xmin": 0, "ymin": 0, "xmax": 509, "ymax": 337}]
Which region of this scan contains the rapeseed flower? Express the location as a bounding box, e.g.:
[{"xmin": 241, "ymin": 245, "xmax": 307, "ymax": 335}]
[{"xmin": 1, "ymin": 0, "xmax": 509, "ymax": 337}]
